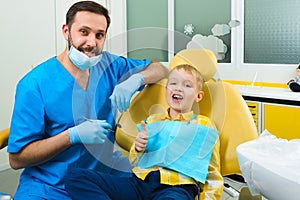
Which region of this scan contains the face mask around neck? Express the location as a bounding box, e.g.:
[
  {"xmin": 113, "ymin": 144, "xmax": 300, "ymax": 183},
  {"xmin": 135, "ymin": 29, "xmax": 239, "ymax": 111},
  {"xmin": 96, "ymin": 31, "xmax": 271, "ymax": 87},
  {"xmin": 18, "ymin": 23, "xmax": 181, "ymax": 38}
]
[{"xmin": 68, "ymin": 46, "xmax": 102, "ymax": 70}]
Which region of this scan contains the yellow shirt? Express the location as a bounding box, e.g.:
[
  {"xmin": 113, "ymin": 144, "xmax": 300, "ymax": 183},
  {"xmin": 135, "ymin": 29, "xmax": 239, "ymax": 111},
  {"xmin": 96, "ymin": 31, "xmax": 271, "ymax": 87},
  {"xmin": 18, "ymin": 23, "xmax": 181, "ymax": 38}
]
[{"xmin": 129, "ymin": 109, "xmax": 224, "ymax": 199}]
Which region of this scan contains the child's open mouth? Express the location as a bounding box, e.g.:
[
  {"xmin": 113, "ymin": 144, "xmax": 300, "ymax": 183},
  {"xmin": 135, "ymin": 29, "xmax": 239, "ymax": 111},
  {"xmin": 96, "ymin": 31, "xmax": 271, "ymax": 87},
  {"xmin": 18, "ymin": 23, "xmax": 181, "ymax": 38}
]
[{"xmin": 172, "ymin": 94, "xmax": 183, "ymax": 103}]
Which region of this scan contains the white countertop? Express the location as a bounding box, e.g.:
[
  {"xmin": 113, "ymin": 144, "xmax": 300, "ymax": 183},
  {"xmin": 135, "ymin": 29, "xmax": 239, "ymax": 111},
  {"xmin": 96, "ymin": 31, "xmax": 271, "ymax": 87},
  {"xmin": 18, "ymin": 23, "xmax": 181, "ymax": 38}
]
[{"xmin": 233, "ymin": 85, "xmax": 300, "ymax": 102}]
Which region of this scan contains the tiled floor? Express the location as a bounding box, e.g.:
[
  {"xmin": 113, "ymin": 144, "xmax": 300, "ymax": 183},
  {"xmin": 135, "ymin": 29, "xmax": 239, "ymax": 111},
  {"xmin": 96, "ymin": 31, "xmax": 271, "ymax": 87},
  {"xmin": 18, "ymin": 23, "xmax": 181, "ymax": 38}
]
[{"xmin": 0, "ymin": 168, "xmax": 21, "ymax": 197}]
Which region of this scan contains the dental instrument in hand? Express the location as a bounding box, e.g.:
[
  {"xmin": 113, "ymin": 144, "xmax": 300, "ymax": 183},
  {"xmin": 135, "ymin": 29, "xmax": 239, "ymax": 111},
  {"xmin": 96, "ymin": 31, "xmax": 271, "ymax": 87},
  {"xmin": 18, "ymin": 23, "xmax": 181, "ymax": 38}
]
[{"xmin": 82, "ymin": 117, "xmax": 122, "ymax": 131}]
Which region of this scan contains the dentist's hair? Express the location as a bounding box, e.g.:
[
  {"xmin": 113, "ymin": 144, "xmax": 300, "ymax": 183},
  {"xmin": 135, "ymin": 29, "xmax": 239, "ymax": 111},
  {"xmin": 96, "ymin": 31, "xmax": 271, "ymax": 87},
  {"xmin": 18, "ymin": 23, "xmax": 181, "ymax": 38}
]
[
  {"xmin": 168, "ymin": 64, "xmax": 204, "ymax": 91},
  {"xmin": 66, "ymin": 1, "xmax": 111, "ymax": 31}
]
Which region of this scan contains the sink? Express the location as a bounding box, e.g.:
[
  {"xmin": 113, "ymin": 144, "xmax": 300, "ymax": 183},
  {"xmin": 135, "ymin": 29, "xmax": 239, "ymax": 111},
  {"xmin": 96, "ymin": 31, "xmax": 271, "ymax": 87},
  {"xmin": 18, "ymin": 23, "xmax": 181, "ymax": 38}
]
[{"xmin": 236, "ymin": 130, "xmax": 300, "ymax": 200}]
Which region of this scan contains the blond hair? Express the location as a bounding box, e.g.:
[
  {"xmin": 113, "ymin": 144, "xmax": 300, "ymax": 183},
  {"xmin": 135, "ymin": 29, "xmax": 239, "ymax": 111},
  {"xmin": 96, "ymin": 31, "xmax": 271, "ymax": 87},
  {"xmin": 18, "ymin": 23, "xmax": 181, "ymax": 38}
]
[{"xmin": 169, "ymin": 64, "xmax": 204, "ymax": 91}]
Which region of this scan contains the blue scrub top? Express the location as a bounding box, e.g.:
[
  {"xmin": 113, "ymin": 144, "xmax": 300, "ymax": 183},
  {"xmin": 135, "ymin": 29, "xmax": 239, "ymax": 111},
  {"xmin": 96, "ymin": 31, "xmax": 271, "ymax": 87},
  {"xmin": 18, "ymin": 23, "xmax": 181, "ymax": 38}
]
[{"xmin": 8, "ymin": 51, "xmax": 150, "ymax": 199}]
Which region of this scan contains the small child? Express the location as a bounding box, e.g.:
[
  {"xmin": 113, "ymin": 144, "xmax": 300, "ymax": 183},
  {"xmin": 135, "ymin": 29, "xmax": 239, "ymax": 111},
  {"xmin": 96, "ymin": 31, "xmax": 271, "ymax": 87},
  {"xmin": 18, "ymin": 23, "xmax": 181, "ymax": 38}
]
[
  {"xmin": 287, "ymin": 65, "xmax": 300, "ymax": 92},
  {"xmin": 64, "ymin": 64, "xmax": 223, "ymax": 200}
]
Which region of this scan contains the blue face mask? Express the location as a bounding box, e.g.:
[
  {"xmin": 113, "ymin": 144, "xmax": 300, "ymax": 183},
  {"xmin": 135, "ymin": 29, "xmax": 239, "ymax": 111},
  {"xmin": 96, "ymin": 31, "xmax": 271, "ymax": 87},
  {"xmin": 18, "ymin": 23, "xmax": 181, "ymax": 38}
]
[{"xmin": 68, "ymin": 46, "xmax": 102, "ymax": 70}]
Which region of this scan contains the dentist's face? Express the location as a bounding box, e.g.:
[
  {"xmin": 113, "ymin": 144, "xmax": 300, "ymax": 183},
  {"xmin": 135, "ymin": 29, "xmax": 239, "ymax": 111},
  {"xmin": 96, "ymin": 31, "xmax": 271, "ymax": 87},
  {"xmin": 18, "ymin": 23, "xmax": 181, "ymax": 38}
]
[
  {"xmin": 166, "ymin": 69, "xmax": 203, "ymax": 115},
  {"xmin": 64, "ymin": 11, "xmax": 107, "ymax": 57}
]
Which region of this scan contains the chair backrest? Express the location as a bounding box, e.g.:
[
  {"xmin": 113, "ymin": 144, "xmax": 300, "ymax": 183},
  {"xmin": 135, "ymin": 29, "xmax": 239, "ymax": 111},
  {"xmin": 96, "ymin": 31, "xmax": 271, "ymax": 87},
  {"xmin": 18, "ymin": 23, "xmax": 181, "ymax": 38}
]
[
  {"xmin": 199, "ymin": 81, "xmax": 258, "ymax": 175},
  {"xmin": 0, "ymin": 128, "xmax": 10, "ymax": 150},
  {"xmin": 115, "ymin": 49, "xmax": 258, "ymax": 176}
]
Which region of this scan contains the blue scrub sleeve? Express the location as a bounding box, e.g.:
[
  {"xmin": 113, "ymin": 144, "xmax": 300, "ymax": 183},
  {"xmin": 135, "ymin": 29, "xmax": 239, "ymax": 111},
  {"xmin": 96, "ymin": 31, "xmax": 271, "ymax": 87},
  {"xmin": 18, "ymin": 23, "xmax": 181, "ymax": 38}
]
[
  {"xmin": 8, "ymin": 77, "xmax": 45, "ymax": 153},
  {"xmin": 113, "ymin": 55, "xmax": 151, "ymax": 84}
]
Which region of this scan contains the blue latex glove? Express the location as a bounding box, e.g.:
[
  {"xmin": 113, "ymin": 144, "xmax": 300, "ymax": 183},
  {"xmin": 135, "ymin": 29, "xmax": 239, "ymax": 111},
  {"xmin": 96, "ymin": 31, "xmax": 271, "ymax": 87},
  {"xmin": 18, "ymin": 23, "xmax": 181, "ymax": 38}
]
[
  {"xmin": 110, "ymin": 73, "xmax": 144, "ymax": 112},
  {"xmin": 68, "ymin": 120, "xmax": 112, "ymax": 144}
]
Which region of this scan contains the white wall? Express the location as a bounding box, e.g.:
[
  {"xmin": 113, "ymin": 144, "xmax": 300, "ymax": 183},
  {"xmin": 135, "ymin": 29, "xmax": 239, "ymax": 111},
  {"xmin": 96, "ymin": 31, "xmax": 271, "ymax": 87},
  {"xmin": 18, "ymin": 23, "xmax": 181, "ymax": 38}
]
[
  {"xmin": 0, "ymin": 0, "xmax": 56, "ymax": 170},
  {"xmin": 0, "ymin": 0, "xmax": 56, "ymax": 130},
  {"xmin": 0, "ymin": 3, "xmax": 113, "ymax": 196},
  {"xmin": 0, "ymin": 0, "xmax": 107, "ymax": 129},
  {"xmin": 0, "ymin": 0, "xmax": 114, "ymax": 171}
]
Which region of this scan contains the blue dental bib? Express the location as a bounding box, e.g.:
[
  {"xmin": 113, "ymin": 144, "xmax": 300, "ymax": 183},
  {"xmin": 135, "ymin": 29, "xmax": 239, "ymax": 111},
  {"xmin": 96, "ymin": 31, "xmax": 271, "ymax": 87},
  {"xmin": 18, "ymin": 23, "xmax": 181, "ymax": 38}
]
[{"xmin": 137, "ymin": 120, "xmax": 219, "ymax": 183}]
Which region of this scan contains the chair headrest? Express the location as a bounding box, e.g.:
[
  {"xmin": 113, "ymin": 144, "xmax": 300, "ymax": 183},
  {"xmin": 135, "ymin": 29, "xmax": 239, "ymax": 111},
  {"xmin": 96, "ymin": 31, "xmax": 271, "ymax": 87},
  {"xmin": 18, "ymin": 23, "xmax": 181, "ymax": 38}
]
[{"xmin": 169, "ymin": 49, "xmax": 217, "ymax": 82}]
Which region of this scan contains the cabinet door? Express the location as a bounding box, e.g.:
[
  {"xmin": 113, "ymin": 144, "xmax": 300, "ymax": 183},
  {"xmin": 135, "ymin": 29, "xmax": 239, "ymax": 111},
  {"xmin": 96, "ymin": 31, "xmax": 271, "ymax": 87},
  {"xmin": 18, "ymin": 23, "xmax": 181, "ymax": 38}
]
[{"xmin": 263, "ymin": 103, "xmax": 300, "ymax": 140}]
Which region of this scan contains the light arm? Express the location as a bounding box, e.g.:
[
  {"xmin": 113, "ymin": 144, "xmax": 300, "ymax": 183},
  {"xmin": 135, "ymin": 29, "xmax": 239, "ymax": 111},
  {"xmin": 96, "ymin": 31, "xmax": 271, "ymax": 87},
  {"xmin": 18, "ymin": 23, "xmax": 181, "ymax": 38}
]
[{"xmin": 138, "ymin": 61, "xmax": 169, "ymax": 84}]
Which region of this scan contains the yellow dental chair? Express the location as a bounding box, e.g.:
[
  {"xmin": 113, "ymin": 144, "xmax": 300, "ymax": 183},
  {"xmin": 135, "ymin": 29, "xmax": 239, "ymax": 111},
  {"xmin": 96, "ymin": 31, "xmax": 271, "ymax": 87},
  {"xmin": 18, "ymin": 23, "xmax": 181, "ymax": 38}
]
[
  {"xmin": 0, "ymin": 128, "xmax": 15, "ymax": 199},
  {"xmin": 115, "ymin": 49, "xmax": 258, "ymax": 198},
  {"xmin": 0, "ymin": 128, "xmax": 9, "ymax": 150}
]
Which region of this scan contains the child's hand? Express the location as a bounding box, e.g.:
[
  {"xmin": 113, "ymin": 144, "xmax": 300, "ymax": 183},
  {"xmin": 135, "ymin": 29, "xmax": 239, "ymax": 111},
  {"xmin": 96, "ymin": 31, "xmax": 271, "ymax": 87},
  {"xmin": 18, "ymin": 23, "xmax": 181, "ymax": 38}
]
[{"xmin": 134, "ymin": 120, "xmax": 148, "ymax": 152}]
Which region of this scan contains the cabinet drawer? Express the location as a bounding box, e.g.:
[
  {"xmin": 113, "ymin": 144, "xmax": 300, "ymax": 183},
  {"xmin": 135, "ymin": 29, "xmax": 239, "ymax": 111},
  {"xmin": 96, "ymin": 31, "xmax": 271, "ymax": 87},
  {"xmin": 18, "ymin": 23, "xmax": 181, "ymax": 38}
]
[
  {"xmin": 253, "ymin": 118, "xmax": 258, "ymax": 126},
  {"xmin": 245, "ymin": 101, "xmax": 261, "ymax": 133},
  {"xmin": 263, "ymin": 103, "xmax": 300, "ymax": 140},
  {"xmin": 250, "ymin": 110, "xmax": 258, "ymax": 119},
  {"xmin": 246, "ymin": 102, "xmax": 259, "ymax": 118},
  {"xmin": 246, "ymin": 102, "xmax": 259, "ymax": 111}
]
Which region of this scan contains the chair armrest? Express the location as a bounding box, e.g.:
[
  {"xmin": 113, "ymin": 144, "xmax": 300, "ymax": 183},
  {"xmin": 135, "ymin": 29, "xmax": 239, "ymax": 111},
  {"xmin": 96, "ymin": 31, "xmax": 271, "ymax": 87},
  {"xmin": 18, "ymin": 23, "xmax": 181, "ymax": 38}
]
[{"xmin": 0, "ymin": 128, "xmax": 9, "ymax": 149}]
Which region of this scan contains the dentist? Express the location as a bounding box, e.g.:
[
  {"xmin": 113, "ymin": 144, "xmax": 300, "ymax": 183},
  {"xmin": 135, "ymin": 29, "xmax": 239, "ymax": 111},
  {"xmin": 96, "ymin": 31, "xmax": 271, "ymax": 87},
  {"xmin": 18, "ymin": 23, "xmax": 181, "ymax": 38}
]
[{"xmin": 8, "ymin": 1, "xmax": 168, "ymax": 199}]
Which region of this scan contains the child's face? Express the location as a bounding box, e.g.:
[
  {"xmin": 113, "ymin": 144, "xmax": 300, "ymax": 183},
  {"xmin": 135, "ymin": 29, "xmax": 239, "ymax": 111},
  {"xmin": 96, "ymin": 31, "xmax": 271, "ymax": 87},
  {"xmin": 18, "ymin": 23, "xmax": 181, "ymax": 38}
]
[{"xmin": 166, "ymin": 68, "xmax": 203, "ymax": 115}]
